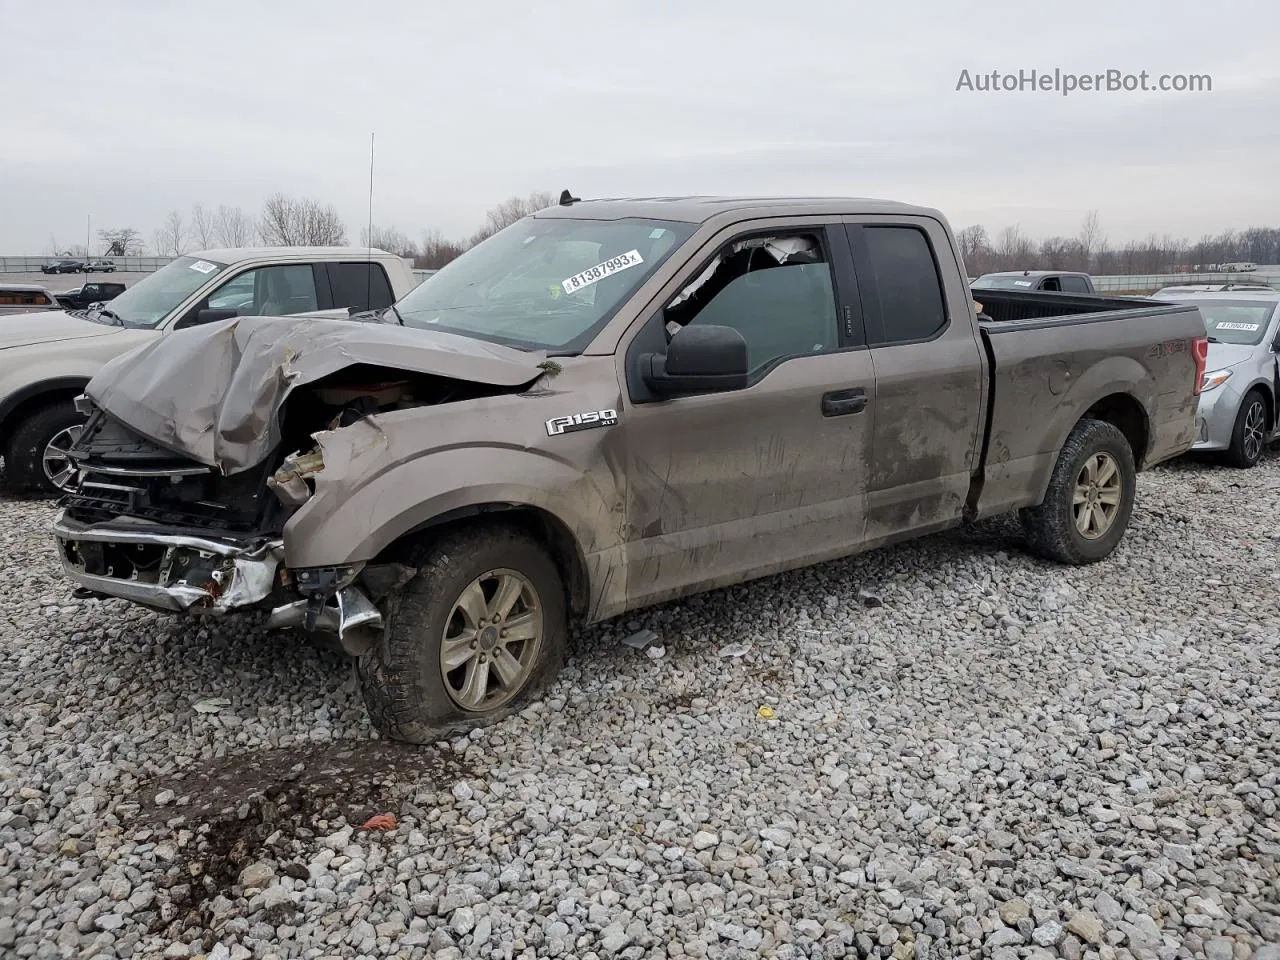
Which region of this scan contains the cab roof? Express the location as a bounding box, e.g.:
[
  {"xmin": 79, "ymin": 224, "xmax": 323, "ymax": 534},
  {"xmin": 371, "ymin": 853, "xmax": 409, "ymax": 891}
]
[
  {"xmin": 532, "ymin": 195, "xmax": 944, "ymax": 224},
  {"xmin": 186, "ymin": 246, "xmax": 399, "ymax": 264}
]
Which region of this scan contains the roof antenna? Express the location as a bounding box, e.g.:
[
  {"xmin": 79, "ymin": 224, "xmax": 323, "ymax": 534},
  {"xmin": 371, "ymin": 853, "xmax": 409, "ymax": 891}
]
[
  {"xmin": 365, "ymin": 132, "xmax": 376, "ymax": 313},
  {"xmin": 559, "ymin": 189, "xmax": 580, "ymax": 206}
]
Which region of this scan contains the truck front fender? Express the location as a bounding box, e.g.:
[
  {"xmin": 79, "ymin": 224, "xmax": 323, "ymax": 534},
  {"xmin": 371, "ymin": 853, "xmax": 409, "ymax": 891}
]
[{"xmin": 281, "ymin": 434, "xmax": 625, "ymax": 577}]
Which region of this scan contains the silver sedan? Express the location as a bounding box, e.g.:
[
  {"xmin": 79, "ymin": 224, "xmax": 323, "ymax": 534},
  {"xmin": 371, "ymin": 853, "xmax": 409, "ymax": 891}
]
[{"xmin": 1151, "ymin": 290, "xmax": 1280, "ymax": 467}]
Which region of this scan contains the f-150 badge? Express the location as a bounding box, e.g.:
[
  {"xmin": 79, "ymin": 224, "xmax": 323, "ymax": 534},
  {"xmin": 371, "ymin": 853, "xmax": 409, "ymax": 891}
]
[{"xmin": 546, "ymin": 409, "xmax": 618, "ymax": 436}]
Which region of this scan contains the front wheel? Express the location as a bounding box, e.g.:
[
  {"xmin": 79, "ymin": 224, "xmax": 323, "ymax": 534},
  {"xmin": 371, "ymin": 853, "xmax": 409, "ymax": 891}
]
[
  {"xmin": 2, "ymin": 402, "xmax": 86, "ymax": 495},
  {"xmin": 1226, "ymin": 389, "xmax": 1268, "ymax": 468},
  {"xmin": 358, "ymin": 525, "xmax": 568, "ymax": 743},
  {"xmin": 1021, "ymin": 418, "xmax": 1136, "ymax": 564}
]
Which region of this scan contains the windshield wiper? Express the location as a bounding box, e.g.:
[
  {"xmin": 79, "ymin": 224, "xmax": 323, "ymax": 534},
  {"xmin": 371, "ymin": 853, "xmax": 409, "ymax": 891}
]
[
  {"xmin": 388, "ymin": 303, "xmax": 405, "ymax": 325},
  {"xmin": 1206, "ymin": 336, "xmax": 1222, "ymax": 343},
  {"xmin": 92, "ymin": 307, "xmax": 126, "ymax": 327}
]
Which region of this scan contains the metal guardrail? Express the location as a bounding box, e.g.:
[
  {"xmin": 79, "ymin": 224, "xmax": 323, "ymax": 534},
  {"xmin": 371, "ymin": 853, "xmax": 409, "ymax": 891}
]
[{"xmin": 0, "ymin": 256, "xmax": 174, "ymax": 274}]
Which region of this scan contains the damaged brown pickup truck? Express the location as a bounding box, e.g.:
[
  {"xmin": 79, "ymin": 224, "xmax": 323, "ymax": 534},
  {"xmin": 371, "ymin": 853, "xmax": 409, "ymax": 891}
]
[{"xmin": 52, "ymin": 196, "xmax": 1208, "ymax": 742}]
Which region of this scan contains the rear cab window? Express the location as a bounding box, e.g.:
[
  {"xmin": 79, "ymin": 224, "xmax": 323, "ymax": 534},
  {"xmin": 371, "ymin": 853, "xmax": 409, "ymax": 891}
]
[
  {"xmin": 850, "ymin": 225, "xmax": 948, "ymax": 346},
  {"xmin": 328, "ymin": 262, "xmax": 395, "ymax": 312}
]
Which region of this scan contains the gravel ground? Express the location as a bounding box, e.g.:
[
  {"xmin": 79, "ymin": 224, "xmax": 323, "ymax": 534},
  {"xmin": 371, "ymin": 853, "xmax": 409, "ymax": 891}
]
[{"xmin": 1, "ymin": 455, "xmax": 1278, "ymax": 960}]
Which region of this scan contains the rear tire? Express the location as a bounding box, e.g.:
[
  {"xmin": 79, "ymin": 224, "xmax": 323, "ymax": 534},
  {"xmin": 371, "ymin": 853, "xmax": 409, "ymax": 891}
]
[
  {"xmin": 358, "ymin": 525, "xmax": 568, "ymax": 743},
  {"xmin": 2, "ymin": 402, "xmax": 86, "ymax": 496},
  {"xmin": 1021, "ymin": 418, "xmax": 1136, "ymax": 565},
  {"xmin": 1225, "ymin": 389, "xmax": 1268, "ymax": 468}
]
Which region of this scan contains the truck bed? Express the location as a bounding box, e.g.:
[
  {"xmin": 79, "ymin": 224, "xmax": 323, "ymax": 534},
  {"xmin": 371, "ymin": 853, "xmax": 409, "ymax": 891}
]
[{"xmin": 969, "ymin": 289, "xmax": 1205, "ymax": 521}]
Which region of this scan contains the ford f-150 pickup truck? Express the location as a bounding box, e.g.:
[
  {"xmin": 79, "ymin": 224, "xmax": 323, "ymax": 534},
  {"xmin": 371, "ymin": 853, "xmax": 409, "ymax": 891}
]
[
  {"xmin": 0, "ymin": 247, "xmax": 417, "ymax": 494},
  {"xmin": 52, "ymin": 196, "xmax": 1207, "ymax": 742}
]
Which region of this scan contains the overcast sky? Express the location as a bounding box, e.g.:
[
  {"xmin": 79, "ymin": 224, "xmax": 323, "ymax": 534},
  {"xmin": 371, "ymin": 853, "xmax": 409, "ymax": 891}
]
[{"xmin": 2, "ymin": 0, "xmax": 1277, "ymax": 254}]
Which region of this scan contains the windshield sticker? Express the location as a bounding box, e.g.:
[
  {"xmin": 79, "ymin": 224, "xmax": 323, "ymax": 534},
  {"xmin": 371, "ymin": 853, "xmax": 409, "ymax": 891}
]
[
  {"xmin": 189, "ymin": 260, "xmax": 217, "ymax": 274},
  {"xmin": 1013, "ymin": 280, "xmax": 1032, "ymax": 287},
  {"xmin": 561, "ymin": 250, "xmax": 643, "ymax": 295},
  {"xmin": 649, "ymin": 228, "xmax": 666, "ymax": 239},
  {"xmin": 1216, "ymin": 321, "xmax": 1261, "ymax": 332}
]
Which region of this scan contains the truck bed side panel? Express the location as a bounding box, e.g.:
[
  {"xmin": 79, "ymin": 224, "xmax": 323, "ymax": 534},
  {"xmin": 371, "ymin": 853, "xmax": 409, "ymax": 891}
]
[{"xmin": 973, "ymin": 305, "xmax": 1202, "ymax": 518}]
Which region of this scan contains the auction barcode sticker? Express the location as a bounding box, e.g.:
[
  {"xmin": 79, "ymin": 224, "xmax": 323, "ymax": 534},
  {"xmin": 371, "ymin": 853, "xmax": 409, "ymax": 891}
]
[
  {"xmin": 562, "ymin": 250, "xmax": 643, "ymax": 295},
  {"xmin": 189, "ymin": 260, "xmax": 217, "ymax": 274},
  {"xmin": 1216, "ymin": 321, "xmax": 1260, "ymax": 331}
]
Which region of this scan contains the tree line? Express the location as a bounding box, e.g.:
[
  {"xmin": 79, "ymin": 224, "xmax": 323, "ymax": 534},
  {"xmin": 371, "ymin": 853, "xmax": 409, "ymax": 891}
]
[
  {"xmin": 65, "ymin": 201, "xmax": 1280, "ymax": 277},
  {"xmin": 958, "ymin": 211, "xmax": 1280, "ymax": 277},
  {"xmin": 55, "ymin": 191, "xmax": 557, "ymax": 270}
]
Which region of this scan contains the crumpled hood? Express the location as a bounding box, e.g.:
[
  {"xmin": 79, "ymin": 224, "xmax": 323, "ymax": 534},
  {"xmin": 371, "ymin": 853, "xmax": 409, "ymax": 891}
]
[
  {"xmin": 0, "ymin": 310, "xmax": 123, "ymax": 349},
  {"xmin": 85, "ymin": 314, "xmax": 547, "ymax": 473}
]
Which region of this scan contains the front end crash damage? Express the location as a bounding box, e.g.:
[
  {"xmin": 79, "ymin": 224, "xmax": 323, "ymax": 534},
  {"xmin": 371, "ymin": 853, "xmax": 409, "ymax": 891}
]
[
  {"xmin": 57, "ymin": 313, "xmax": 550, "ymax": 653},
  {"xmin": 53, "ymin": 513, "xmax": 416, "ymax": 654}
]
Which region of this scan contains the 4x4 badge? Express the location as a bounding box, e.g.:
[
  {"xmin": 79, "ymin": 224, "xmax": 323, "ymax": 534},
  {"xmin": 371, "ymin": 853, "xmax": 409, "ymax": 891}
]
[{"xmin": 545, "ymin": 409, "xmax": 618, "ymax": 436}]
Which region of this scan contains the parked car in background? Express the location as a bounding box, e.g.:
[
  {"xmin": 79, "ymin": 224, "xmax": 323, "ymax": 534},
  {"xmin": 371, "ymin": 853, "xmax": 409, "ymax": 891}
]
[
  {"xmin": 0, "ymin": 284, "xmax": 62, "ymax": 316},
  {"xmin": 972, "ymin": 270, "xmax": 1096, "ymax": 293},
  {"xmin": 0, "ymin": 247, "xmax": 416, "ymax": 495},
  {"xmin": 54, "ymin": 281, "xmax": 127, "ymax": 312},
  {"xmin": 83, "ymin": 259, "xmax": 116, "ymax": 273},
  {"xmin": 52, "ymin": 196, "xmax": 1204, "ymax": 741},
  {"xmin": 41, "ymin": 259, "xmax": 85, "ymax": 275},
  {"xmin": 1150, "ymin": 288, "xmax": 1280, "ymax": 467},
  {"xmin": 1154, "ymin": 283, "xmax": 1276, "ymax": 295}
]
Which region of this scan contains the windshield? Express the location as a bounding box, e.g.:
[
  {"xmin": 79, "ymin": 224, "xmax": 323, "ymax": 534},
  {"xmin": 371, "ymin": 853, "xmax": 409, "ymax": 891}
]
[
  {"xmin": 97, "ymin": 255, "xmax": 227, "ymax": 328},
  {"xmin": 971, "ymin": 275, "xmax": 1038, "ymax": 290},
  {"xmin": 1190, "ymin": 301, "xmax": 1278, "ymax": 345},
  {"xmin": 395, "ymin": 216, "xmax": 695, "ymax": 352}
]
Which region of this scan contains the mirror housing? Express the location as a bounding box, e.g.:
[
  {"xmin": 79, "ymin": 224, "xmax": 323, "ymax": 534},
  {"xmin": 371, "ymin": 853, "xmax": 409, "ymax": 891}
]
[
  {"xmin": 182, "ymin": 308, "xmax": 239, "ymax": 328},
  {"xmin": 642, "ymin": 324, "xmax": 750, "ymax": 396}
]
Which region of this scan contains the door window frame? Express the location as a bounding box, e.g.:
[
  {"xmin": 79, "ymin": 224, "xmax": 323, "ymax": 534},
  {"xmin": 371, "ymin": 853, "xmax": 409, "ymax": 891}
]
[{"xmin": 623, "ymin": 220, "xmax": 869, "ymax": 404}]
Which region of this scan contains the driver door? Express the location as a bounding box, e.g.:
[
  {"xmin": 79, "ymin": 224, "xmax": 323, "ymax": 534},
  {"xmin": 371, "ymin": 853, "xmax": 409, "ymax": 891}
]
[{"xmin": 619, "ymin": 221, "xmax": 876, "ymax": 608}]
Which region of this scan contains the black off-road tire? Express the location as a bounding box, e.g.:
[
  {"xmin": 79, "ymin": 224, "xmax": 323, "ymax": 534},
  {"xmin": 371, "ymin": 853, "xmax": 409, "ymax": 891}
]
[
  {"xmin": 358, "ymin": 525, "xmax": 568, "ymax": 744},
  {"xmin": 1021, "ymin": 418, "xmax": 1136, "ymax": 565},
  {"xmin": 2, "ymin": 402, "xmax": 86, "ymax": 496},
  {"xmin": 1225, "ymin": 389, "xmax": 1268, "ymax": 469}
]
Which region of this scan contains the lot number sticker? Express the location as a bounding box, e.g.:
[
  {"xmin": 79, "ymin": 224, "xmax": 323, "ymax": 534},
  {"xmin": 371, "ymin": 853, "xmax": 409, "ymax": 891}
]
[
  {"xmin": 189, "ymin": 260, "xmax": 217, "ymax": 274},
  {"xmin": 562, "ymin": 250, "xmax": 643, "ymax": 295},
  {"xmin": 1216, "ymin": 321, "xmax": 1260, "ymax": 331}
]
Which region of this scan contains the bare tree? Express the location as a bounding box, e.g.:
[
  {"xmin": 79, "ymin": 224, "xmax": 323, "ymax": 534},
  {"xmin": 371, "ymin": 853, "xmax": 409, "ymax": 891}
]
[
  {"xmin": 1079, "ymin": 210, "xmax": 1103, "ymax": 271},
  {"xmin": 153, "ymin": 210, "xmax": 189, "ymax": 256},
  {"xmin": 213, "ymin": 205, "xmax": 254, "ymax": 247},
  {"xmin": 97, "ymin": 227, "xmax": 143, "ymax": 257},
  {"xmin": 190, "ymin": 204, "xmax": 216, "ymax": 249},
  {"xmin": 468, "ymin": 191, "xmax": 556, "ymax": 246},
  {"xmin": 258, "ymin": 194, "xmax": 347, "ymax": 246},
  {"xmin": 419, "ymin": 229, "xmax": 468, "ymax": 270},
  {"xmin": 995, "ymin": 225, "xmax": 1034, "ymax": 265},
  {"xmin": 360, "ymin": 225, "xmax": 417, "ymax": 258}
]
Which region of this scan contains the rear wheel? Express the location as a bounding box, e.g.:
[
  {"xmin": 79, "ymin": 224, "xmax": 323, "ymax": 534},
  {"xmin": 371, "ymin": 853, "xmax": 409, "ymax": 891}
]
[
  {"xmin": 2, "ymin": 402, "xmax": 86, "ymax": 495},
  {"xmin": 358, "ymin": 525, "xmax": 568, "ymax": 743},
  {"xmin": 1021, "ymin": 418, "xmax": 1136, "ymax": 564},
  {"xmin": 1225, "ymin": 389, "xmax": 1268, "ymax": 468}
]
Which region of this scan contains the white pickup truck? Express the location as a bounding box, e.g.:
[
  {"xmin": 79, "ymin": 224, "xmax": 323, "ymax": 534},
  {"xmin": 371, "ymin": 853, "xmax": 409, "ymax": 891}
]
[{"xmin": 0, "ymin": 247, "xmax": 418, "ymax": 494}]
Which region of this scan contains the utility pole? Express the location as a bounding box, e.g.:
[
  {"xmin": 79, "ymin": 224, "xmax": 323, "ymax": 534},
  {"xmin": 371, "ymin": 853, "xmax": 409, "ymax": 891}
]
[{"xmin": 86, "ymin": 214, "xmax": 91, "ymax": 258}]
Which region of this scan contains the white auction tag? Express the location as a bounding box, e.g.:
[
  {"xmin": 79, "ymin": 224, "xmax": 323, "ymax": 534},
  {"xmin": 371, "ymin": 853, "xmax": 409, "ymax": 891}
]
[{"xmin": 561, "ymin": 250, "xmax": 643, "ymax": 296}]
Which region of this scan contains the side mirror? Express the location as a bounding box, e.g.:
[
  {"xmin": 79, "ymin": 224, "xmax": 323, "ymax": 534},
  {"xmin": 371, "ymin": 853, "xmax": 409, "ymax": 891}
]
[{"xmin": 642, "ymin": 324, "xmax": 749, "ymax": 395}]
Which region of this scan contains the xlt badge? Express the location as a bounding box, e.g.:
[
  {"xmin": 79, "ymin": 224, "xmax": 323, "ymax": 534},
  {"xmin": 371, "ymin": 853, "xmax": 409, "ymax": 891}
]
[{"xmin": 546, "ymin": 409, "xmax": 618, "ymax": 436}]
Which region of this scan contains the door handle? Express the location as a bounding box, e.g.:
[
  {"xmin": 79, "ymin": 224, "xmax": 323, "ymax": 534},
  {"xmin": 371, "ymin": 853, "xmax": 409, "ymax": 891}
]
[{"xmin": 821, "ymin": 388, "xmax": 868, "ymax": 417}]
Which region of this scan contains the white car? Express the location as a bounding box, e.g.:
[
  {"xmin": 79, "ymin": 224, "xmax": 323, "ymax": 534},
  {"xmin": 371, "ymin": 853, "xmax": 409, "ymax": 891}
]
[
  {"xmin": 0, "ymin": 283, "xmax": 62, "ymax": 316},
  {"xmin": 0, "ymin": 247, "xmax": 417, "ymax": 494}
]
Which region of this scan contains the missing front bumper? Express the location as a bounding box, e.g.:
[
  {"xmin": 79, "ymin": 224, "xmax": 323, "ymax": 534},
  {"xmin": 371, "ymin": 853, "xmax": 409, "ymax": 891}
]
[
  {"xmin": 54, "ymin": 512, "xmax": 283, "ymax": 614},
  {"xmin": 52, "ymin": 512, "xmax": 387, "ymax": 649}
]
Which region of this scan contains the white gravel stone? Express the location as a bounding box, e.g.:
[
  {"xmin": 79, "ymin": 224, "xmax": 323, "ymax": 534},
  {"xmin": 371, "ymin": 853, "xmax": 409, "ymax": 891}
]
[{"xmin": 1, "ymin": 457, "xmax": 1279, "ymax": 956}]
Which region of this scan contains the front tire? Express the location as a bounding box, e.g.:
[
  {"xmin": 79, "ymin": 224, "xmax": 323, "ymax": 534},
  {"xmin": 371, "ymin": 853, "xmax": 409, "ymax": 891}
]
[
  {"xmin": 1021, "ymin": 418, "xmax": 1136, "ymax": 564},
  {"xmin": 1226, "ymin": 389, "xmax": 1268, "ymax": 468},
  {"xmin": 358, "ymin": 525, "xmax": 568, "ymax": 743},
  {"xmin": 2, "ymin": 402, "xmax": 86, "ymax": 495}
]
